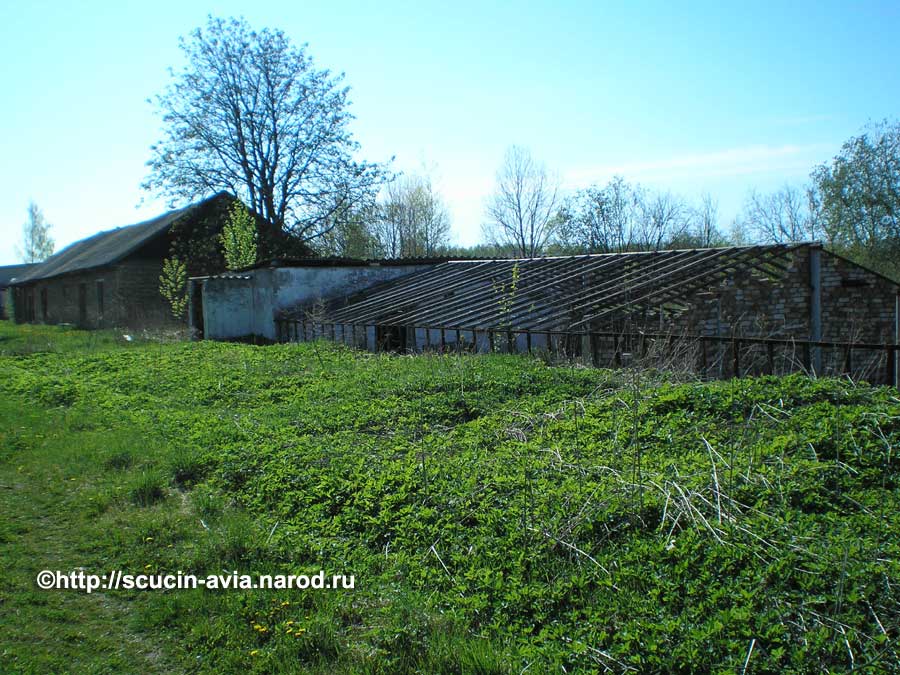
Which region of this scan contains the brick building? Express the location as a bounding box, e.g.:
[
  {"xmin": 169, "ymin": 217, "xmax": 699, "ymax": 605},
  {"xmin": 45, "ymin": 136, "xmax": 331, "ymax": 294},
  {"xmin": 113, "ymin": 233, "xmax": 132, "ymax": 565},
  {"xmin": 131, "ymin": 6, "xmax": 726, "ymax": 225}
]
[
  {"xmin": 0, "ymin": 264, "xmax": 36, "ymax": 320},
  {"xmin": 10, "ymin": 193, "xmax": 236, "ymax": 329}
]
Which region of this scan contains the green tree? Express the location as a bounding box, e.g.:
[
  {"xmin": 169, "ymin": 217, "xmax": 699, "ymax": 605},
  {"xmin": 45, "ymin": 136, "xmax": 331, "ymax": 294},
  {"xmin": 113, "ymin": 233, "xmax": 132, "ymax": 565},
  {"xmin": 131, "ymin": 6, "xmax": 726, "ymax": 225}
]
[
  {"xmin": 18, "ymin": 201, "xmax": 55, "ymax": 263},
  {"xmin": 159, "ymin": 257, "xmax": 188, "ymax": 318},
  {"xmin": 144, "ymin": 16, "xmax": 389, "ymax": 247},
  {"xmin": 220, "ymin": 202, "xmax": 258, "ymax": 270},
  {"xmin": 811, "ymin": 120, "xmax": 900, "ymax": 277}
]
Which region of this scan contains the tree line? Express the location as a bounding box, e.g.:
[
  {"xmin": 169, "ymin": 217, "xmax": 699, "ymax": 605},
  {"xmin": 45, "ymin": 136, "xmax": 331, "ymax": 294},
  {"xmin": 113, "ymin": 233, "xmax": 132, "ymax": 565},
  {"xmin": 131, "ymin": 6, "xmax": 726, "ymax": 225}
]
[
  {"xmin": 17, "ymin": 15, "xmax": 900, "ymax": 285},
  {"xmin": 309, "ymin": 118, "xmax": 900, "ymax": 284}
]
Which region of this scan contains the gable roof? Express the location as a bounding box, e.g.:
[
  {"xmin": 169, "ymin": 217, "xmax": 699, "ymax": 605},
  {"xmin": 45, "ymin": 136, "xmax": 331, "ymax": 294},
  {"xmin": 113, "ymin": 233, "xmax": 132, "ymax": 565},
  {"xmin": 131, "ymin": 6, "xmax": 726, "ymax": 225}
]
[
  {"xmin": 0, "ymin": 264, "xmax": 37, "ymax": 287},
  {"xmin": 12, "ymin": 192, "xmax": 231, "ymax": 285},
  {"xmin": 282, "ymin": 244, "xmax": 818, "ymax": 331}
]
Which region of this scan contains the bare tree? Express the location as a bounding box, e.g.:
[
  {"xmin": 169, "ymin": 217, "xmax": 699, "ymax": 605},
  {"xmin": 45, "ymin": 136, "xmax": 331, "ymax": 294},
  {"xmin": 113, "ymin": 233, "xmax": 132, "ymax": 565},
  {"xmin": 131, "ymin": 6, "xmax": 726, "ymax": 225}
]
[
  {"xmin": 144, "ymin": 16, "xmax": 388, "ymax": 249},
  {"xmin": 483, "ymin": 146, "xmax": 561, "ymax": 257},
  {"xmin": 18, "ymin": 201, "xmax": 55, "ymax": 263},
  {"xmin": 374, "ymin": 174, "xmax": 451, "ymax": 257},
  {"xmin": 692, "ymin": 193, "xmax": 723, "ymax": 247},
  {"xmin": 741, "ymin": 185, "xmax": 818, "ymax": 243},
  {"xmin": 635, "ymin": 188, "xmax": 689, "ymax": 250}
]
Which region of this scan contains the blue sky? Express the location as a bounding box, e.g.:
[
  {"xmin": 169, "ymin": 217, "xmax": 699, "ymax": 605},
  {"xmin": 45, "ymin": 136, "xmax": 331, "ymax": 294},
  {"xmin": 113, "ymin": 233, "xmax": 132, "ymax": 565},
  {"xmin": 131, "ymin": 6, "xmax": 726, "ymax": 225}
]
[{"xmin": 2, "ymin": 0, "xmax": 899, "ymax": 264}]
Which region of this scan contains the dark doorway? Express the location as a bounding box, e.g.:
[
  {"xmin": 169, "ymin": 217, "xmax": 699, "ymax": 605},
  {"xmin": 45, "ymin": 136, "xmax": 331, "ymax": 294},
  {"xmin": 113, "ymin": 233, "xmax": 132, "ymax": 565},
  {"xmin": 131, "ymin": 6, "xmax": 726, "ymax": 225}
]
[
  {"xmin": 96, "ymin": 280, "xmax": 104, "ymax": 324},
  {"xmin": 376, "ymin": 324, "xmax": 407, "ymax": 352},
  {"xmin": 189, "ymin": 279, "xmax": 205, "ymax": 340},
  {"xmin": 78, "ymin": 283, "xmax": 87, "ymax": 326}
]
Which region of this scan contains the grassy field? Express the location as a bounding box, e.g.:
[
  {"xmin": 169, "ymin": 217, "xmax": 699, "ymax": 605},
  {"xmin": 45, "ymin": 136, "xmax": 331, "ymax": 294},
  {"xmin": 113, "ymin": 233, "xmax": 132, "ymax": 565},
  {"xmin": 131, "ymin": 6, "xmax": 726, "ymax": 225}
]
[{"xmin": 1, "ymin": 321, "xmax": 899, "ymax": 674}]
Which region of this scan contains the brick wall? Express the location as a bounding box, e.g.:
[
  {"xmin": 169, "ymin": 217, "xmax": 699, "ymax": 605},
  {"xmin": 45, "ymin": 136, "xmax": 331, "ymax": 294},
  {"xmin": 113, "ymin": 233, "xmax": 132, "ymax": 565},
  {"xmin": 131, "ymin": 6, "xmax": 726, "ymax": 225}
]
[
  {"xmin": 13, "ymin": 258, "xmax": 183, "ymax": 329},
  {"xmin": 587, "ymin": 247, "xmax": 897, "ymax": 344}
]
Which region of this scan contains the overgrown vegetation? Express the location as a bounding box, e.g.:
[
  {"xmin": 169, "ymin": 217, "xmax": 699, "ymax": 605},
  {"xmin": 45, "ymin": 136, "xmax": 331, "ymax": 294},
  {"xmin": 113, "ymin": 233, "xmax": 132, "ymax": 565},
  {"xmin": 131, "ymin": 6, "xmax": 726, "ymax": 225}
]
[
  {"xmin": 1, "ymin": 321, "xmax": 899, "ymax": 673},
  {"xmin": 159, "ymin": 256, "xmax": 188, "ymax": 318},
  {"xmin": 221, "ymin": 201, "xmax": 258, "ymax": 271}
]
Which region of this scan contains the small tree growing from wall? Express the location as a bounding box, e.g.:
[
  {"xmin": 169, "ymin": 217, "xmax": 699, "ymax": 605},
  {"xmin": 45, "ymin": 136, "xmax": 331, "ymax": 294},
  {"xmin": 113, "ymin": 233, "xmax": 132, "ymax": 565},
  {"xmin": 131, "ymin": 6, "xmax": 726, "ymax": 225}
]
[
  {"xmin": 159, "ymin": 256, "xmax": 189, "ymax": 318},
  {"xmin": 491, "ymin": 262, "xmax": 520, "ymax": 351},
  {"xmin": 221, "ymin": 201, "xmax": 258, "ymax": 270}
]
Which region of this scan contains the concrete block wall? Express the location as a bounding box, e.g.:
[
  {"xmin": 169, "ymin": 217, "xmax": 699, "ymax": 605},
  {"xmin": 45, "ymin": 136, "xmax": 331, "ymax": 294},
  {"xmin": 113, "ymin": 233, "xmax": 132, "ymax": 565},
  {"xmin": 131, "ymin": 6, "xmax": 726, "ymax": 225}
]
[{"xmin": 201, "ymin": 264, "xmax": 437, "ymax": 341}]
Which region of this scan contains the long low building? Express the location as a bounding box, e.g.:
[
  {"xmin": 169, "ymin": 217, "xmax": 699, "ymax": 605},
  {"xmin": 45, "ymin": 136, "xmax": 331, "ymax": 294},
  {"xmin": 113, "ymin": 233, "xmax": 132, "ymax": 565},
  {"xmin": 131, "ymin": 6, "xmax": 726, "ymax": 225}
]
[
  {"xmin": 256, "ymin": 243, "xmax": 900, "ymax": 384},
  {"xmin": 10, "ymin": 193, "xmax": 237, "ymax": 329}
]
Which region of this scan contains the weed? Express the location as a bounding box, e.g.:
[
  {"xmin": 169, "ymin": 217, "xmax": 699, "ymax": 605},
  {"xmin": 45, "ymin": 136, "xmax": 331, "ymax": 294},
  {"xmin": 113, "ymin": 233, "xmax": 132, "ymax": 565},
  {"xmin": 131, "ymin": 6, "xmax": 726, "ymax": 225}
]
[
  {"xmin": 129, "ymin": 470, "xmax": 167, "ymax": 507},
  {"xmin": 1, "ymin": 321, "xmax": 899, "ymax": 673},
  {"xmin": 169, "ymin": 446, "xmax": 208, "ymax": 487},
  {"xmin": 105, "ymin": 449, "xmax": 135, "ymax": 471}
]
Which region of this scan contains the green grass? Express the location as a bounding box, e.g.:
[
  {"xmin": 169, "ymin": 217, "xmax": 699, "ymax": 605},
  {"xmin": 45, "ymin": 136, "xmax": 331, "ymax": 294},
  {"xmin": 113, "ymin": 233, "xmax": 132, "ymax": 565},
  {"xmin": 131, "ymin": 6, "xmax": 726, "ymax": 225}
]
[{"xmin": 1, "ymin": 320, "xmax": 899, "ymax": 673}]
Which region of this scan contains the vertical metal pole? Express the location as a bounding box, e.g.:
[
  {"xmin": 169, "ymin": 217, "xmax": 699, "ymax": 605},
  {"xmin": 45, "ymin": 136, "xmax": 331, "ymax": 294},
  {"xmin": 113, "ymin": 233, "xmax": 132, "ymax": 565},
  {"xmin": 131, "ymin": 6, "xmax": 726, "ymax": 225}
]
[
  {"xmin": 888, "ymin": 346, "xmax": 897, "ymax": 388},
  {"xmin": 700, "ymin": 337, "xmax": 708, "ymax": 379},
  {"xmin": 732, "ymin": 338, "xmax": 740, "ymax": 378},
  {"xmin": 809, "ymin": 247, "xmax": 822, "ymax": 375},
  {"xmin": 895, "ymin": 293, "xmax": 899, "ymax": 387}
]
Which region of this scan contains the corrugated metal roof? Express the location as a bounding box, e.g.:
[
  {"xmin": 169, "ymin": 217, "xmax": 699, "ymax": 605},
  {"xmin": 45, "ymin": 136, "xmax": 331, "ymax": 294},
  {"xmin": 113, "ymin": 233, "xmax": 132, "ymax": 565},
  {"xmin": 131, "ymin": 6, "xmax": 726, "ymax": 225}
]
[
  {"xmin": 282, "ymin": 244, "xmax": 812, "ymax": 331},
  {"xmin": 0, "ymin": 264, "xmax": 38, "ymax": 286},
  {"xmin": 12, "ymin": 192, "xmax": 231, "ymax": 284}
]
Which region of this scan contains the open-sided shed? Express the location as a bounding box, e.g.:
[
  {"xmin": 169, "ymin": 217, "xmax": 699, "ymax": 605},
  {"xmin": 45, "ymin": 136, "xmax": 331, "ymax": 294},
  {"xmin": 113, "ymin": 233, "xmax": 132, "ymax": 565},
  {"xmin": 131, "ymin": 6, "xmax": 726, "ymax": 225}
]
[{"xmin": 276, "ymin": 244, "xmax": 900, "ymax": 384}]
